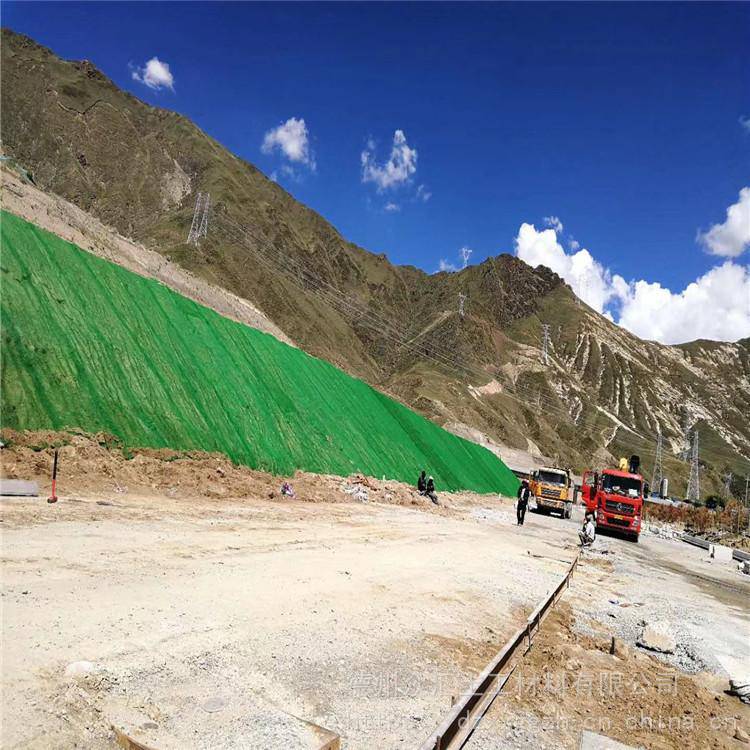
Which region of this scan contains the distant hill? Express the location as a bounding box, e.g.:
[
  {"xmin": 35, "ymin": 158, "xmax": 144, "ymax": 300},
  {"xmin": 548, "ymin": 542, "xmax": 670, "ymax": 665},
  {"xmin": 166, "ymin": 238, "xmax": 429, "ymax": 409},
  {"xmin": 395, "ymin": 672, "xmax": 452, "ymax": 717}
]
[{"xmin": 2, "ymin": 27, "xmax": 748, "ymax": 495}]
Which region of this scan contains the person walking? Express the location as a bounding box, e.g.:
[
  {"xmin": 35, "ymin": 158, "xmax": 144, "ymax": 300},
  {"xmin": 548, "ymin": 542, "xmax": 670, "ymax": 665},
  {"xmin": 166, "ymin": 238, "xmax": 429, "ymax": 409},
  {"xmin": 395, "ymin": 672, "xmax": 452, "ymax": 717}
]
[{"xmin": 516, "ymin": 480, "xmax": 530, "ymax": 525}]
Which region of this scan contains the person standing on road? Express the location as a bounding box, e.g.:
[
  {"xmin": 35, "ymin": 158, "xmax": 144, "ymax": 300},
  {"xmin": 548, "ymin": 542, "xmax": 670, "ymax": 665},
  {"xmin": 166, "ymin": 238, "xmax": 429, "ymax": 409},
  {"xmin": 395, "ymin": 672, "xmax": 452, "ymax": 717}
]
[{"xmin": 516, "ymin": 480, "xmax": 530, "ymax": 526}]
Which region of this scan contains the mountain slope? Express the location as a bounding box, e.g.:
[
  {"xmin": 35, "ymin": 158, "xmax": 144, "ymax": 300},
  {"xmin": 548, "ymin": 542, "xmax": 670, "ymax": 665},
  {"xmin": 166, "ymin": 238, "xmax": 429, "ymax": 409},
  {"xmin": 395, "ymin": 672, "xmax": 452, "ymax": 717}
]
[
  {"xmin": 1, "ymin": 210, "xmax": 518, "ymax": 494},
  {"xmin": 2, "ymin": 27, "xmax": 748, "ymax": 496}
]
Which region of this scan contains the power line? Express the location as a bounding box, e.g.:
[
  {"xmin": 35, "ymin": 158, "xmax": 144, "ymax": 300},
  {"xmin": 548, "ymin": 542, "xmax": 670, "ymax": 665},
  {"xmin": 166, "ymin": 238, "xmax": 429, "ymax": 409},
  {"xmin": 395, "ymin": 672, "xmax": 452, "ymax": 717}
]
[
  {"xmin": 177, "ymin": 209, "xmax": 750, "ymax": 473},
  {"xmin": 38, "ymin": 176, "xmax": 750, "ymax": 475},
  {"xmin": 213, "ymin": 215, "xmax": 750, "ymax": 471},
  {"xmin": 35, "ymin": 182, "xmax": 750, "ymax": 469},
  {"xmin": 220, "ymin": 217, "xmax": 604, "ymax": 430},
  {"xmin": 610, "ymin": 424, "xmax": 750, "ymax": 472},
  {"xmin": 210, "ymin": 215, "xmax": 584, "ymax": 424}
]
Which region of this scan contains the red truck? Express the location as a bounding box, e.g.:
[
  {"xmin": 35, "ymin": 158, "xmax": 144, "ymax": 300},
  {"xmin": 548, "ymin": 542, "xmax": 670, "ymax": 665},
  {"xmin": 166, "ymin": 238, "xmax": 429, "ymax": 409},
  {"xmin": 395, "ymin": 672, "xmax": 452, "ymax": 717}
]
[{"xmin": 581, "ymin": 468, "xmax": 644, "ymax": 542}]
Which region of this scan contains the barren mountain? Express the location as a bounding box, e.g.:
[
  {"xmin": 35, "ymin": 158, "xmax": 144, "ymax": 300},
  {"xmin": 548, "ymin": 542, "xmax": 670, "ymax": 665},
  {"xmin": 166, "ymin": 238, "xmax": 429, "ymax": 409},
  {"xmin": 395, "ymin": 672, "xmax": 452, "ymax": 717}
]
[{"xmin": 2, "ymin": 27, "xmax": 748, "ymax": 495}]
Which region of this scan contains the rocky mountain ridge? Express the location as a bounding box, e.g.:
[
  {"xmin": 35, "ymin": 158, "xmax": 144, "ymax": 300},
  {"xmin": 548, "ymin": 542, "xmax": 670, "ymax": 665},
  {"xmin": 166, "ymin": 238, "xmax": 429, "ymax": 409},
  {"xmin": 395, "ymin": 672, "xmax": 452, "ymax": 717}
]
[{"xmin": 2, "ymin": 27, "xmax": 748, "ymax": 496}]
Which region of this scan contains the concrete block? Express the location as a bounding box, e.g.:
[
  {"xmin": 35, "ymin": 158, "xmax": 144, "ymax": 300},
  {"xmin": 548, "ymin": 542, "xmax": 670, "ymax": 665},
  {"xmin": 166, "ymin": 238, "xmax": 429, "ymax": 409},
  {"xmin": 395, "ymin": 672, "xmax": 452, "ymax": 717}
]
[
  {"xmin": 579, "ymin": 730, "xmax": 644, "ymax": 749},
  {"xmin": 636, "ymin": 621, "xmax": 675, "ymax": 654},
  {"xmin": 709, "ymin": 543, "xmax": 733, "ymax": 563},
  {"xmin": 0, "ymin": 479, "xmax": 39, "ymax": 497}
]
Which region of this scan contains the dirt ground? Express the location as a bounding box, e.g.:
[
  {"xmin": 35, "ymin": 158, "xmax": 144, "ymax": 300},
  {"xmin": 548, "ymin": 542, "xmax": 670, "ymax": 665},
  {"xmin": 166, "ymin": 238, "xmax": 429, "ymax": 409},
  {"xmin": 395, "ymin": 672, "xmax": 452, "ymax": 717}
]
[
  {"xmin": 465, "ymin": 532, "xmax": 750, "ymax": 750},
  {"xmin": 1, "ymin": 431, "xmax": 575, "ymax": 749},
  {"xmin": 2, "ymin": 431, "xmax": 749, "ymax": 749}
]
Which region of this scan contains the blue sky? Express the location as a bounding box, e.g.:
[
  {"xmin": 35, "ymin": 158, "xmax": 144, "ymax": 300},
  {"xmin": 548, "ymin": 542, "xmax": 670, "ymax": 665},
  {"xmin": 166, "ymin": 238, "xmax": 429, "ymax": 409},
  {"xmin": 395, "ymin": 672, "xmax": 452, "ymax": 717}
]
[{"xmin": 4, "ymin": 1, "xmax": 750, "ymax": 342}]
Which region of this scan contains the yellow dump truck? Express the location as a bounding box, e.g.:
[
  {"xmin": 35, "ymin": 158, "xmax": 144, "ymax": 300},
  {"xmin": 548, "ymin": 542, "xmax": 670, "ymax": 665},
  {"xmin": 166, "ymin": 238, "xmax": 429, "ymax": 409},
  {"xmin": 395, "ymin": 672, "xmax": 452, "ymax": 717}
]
[{"xmin": 529, "ymin": 466, "xmax": 573, "ymax": 518}]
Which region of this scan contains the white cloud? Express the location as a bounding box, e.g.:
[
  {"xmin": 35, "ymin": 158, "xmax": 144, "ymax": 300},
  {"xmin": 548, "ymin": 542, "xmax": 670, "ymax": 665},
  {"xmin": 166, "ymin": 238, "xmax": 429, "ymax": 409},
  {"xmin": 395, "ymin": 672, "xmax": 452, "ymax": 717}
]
[
  {"xmin": 740, "ymin": 115, "xmax": 750, "ymax": 133},
  {"xmin": 130, "ymin": 57, "xmax": 174, "ymax": 91},
  {"xmin": 384, "ymin": 202, "xmax": 400, "ymax": 212},
  {"xmin": 438, "ymin": 259, "xmax": 457, "ymax": 273},
  {"xmin": 361, "ymin": 130, "xmax": 417, "ymax": 191},
  {"xmin": 569, "ymin": 238, "xmax": 580, "ymax": 251},
  {"xmin": 614, "ymin": 262, "xmax": 750, "ymax": 344},
  {"xmin": 435, "ymin": 247, "xmax": 473, "ymax": 274},
  {"xmin": 514, "ymin": 221, "xmax": 750, "ymax": 344},
  {"xmin": 544, "ymin": 216, "xmax": 563, "ymax": 234},
  {"xmin": 262, "ymin": 117, "xmax": 316, "ymax": 171},
  {"xmin": 515, "ymin": 223, "xmax": 621, "ymax": 313},
  {"xmin": 697, "ymin": 187, "xmax": 750, "ymax": 258},
  {"xmin": 416, "ymin": 184, "xmax": 432, "ymax": 202}
]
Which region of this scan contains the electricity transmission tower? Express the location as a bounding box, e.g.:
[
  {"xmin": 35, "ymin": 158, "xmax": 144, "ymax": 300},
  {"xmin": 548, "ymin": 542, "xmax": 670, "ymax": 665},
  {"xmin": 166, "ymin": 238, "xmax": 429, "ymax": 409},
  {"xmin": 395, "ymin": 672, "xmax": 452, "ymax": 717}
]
[
  {"xmin": 458, "ymin": 293, "xmax": 467, "ymax": 317},
  {"xmin": 651, "ymin": 430, "xmax": 663, "ymax": 494},
  {"xmin": 679, "ymin": 412, "xmax": 692, "ymax": 461},
  {"xmin": 541, "ymin": 324, "xmax": 551, "ymax": 365},
  {"xmin": 723, "ymin": 472, "xmax": 733, "ymax": 500},
  {"xmin": 187, "ymin": 192, "xmax": 210, "ymax": 245},
  {"xmin": 198, "ymin": 193, "xmax": 210, "ymax": 239},
  {"xmin": 686, "ymin": 431, "xmax": 700, "ymax": 502}
]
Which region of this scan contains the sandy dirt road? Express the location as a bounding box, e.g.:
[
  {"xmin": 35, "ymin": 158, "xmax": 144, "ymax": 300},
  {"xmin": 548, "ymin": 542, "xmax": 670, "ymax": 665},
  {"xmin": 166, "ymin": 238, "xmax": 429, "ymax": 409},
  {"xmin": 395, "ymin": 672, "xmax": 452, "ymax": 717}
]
[
  {"xmin": 463, "ymin": 518, "xmax": 750, "ymax": 750},
  {"xmin": 3, "ymin": 433, "xmax": 748, "ymax": 749},
  {"xmin": 1, "ymin": 486, "xmax": 576, "ymax": 750}
]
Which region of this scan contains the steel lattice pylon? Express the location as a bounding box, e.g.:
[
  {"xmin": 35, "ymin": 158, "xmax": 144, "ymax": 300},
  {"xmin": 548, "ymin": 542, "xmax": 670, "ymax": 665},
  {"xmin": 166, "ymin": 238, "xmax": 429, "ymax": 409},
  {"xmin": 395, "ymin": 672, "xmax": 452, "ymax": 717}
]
[{"xmin": 686, "ymin": 431, "xmax": 700, "ymax": 502}]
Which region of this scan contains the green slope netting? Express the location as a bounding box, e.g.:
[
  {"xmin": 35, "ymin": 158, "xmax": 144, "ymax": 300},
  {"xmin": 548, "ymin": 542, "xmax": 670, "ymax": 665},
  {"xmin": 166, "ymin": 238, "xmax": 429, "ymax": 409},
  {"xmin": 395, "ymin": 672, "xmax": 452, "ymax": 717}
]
[{"xmin": 1, "ymin": 211, "xmax": 518, "ymax": 495}]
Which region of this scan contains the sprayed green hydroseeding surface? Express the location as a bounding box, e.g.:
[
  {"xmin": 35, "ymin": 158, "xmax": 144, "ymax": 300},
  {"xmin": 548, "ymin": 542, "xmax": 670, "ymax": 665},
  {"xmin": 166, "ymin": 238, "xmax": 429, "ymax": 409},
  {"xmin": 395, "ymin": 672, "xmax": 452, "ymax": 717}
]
[{"xmin": 1, "ymin": 211, "xmax": 518, "ymax": 494}]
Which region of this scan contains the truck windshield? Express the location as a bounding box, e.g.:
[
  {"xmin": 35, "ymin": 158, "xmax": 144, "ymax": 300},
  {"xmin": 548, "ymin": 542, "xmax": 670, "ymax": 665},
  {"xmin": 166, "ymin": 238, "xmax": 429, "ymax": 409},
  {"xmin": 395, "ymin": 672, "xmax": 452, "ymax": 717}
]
[
  {"xmin": 602, "ymin": 474, "xmax": 641, "ymax": 497},
  {"xmin": 538, "ymin": 471, "xmax": 566, "ymax": 485}
]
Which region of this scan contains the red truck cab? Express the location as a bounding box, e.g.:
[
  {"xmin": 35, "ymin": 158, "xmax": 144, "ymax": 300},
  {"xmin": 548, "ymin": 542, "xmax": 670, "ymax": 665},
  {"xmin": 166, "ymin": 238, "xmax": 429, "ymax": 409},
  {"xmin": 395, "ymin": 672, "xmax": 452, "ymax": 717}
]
[{"xmin": 581, "ymin": 468, "xmax": 644, "ymax": 542}]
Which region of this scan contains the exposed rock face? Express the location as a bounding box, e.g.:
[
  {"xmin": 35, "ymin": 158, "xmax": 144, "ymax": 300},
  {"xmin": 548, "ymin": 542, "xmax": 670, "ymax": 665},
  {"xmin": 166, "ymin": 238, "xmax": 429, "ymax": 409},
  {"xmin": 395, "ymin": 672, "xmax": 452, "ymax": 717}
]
[{"xmin": 2, "ymin": 28, "xmax": 748, "ymax": 491}]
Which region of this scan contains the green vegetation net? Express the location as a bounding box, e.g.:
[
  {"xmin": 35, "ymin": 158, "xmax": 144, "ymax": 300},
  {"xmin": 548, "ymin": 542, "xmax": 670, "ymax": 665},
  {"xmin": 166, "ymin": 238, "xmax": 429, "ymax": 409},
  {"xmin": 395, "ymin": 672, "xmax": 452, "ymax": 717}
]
[{"xmin": 1, "ymin": 211, "xmax": 518, "ymax": 495}]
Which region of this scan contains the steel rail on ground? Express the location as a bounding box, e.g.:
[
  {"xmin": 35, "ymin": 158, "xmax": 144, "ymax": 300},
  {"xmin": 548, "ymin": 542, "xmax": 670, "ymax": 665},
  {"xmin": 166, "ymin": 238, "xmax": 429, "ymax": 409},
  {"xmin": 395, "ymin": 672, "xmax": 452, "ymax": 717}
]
[{"xmin": 681, "ymin": 533, "xmax": 750, "ymax": 562}]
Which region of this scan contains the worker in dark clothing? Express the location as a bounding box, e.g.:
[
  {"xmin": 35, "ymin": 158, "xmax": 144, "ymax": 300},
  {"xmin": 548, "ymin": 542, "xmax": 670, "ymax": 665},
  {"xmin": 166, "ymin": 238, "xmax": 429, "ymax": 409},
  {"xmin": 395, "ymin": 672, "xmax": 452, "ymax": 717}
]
[
  {"xmin": 628, "ymin": 455, "xmax": 640, "ymax": 474},
  {"xmin": 417, "ymin": 470, "xmax": 427, "ymax": 493},
  {"xmin": 516, "ymin": 480, "xmax": 530, "ymax": 525},
  {"xmin": 425, "ymin": 475, "xmax": 439, "ymax": 505}
]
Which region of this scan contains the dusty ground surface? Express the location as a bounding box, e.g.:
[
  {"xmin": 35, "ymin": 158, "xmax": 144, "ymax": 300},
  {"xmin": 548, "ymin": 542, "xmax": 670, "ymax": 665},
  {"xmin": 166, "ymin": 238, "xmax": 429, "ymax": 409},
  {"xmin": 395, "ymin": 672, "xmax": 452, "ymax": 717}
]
[
  {"xmin": 1, "ymin": 431, "xmax": 575, "ymax": 749},
  {"xmin": 2, "ymin": 431, "xmax": 749, "ymax": 749},
  {"xmin": 465, "ymin": 526, "xmax": 750, "ymax": 750}
]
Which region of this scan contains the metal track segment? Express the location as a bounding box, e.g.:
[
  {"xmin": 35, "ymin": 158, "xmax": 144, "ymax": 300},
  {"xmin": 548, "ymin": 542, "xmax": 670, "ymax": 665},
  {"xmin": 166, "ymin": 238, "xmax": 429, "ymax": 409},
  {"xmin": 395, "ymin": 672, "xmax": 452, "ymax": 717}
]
[{"xmin": 417, "ymin": 552, "xmax": 580, "ymax": 750}]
